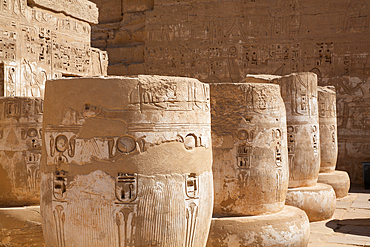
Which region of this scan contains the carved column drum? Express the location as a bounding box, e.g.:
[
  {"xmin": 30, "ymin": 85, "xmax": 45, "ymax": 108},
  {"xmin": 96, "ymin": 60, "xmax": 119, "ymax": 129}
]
[
  {"xmin": 318, "ymin": 86, "xmax": 337, "ymax": 173},
  {"xmin": 273, "ymin": 73, "xmax": 320, "ymax": 188},
  {"xmin": 0, "ymin": 97, "xmax": 43, "ymax": 206},
  {"xmin": 40, "ymin": 76, "xmax": 213, "ymax": 247},
  {"xmin": 211, "ymin": 82, "xmax": 289, "ymax": 216}
]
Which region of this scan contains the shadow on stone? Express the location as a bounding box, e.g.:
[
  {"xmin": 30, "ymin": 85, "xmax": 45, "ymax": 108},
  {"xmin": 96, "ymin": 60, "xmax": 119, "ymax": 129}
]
[{"xmin": 326, "ymin": 219, "xmax": 370, "ymax": 237}]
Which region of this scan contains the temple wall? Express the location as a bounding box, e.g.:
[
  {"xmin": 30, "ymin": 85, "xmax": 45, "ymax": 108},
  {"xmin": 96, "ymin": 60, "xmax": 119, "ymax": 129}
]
[
  {"xmin": 0, "ymin": 0, "xmax": 108, "ymax": 98},
  {"xmin": 91, "ymin": 0, "xmax": 370, "ymax": 184}
]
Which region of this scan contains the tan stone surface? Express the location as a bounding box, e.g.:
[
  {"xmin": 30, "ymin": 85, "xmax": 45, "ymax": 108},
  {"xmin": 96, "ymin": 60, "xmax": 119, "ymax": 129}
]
[
  {"xmin": 286, "ymin": 183, "xmax": 336, "ymax": 222},
  {"xmin": 270, "ymin": 72, "xmax": 320, "ymax": 188},
  {"xmin": 0, "ymin": 97, "xmax": 43, "ymax": 206},
  {"xmin": 318, "ymin": 170, "xmax": 350, "ymax": 198},
  {"xmin": 206, "ymin": 205, "xmax": 310, "ymax": 247},
  {"xmin": 211, "ymin": 81, "xmax": 289, "ymax": 216},
  {"xmin": 0, "ymin": 0, "xmax": 108, "ymax": 98},
  {"xmin": 41, "ymin": 76, "xmax": 213, "ymax": 246},
  {"xmin": 28, "ymin": 0, "xmax": 99, "ymax": 24},
  {"xmin": 318, "ymin": 86, "xmax": 338, "ymax": 173},
  {"xmin": 308, "ymin": 189, "xmax": 370, "ymax": 247},
  {"xmin": 90, "ymin": 0, "xmax": 370, "ymax": 184},
  {"xmin": 0, "ymin": 206, "xmax": 44, "ymax": 247}
]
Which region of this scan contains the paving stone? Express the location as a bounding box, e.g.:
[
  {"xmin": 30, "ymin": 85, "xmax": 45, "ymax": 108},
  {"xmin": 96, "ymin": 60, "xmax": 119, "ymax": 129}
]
[
  {"xmin": 333, "ymin": 209, "xmax": 347, "ymax": 220},
  {"xmin": 327, "ymin": 234, "xmax": 368, "ymax": 245},
  {"xmin": 310, "ymin": 221, "xmax": 335, "ymax": 234},
  {"xmin": 308, "ymin": 232, "xmax": 330, "ymax": 247},
  {"xmin": 336, "ymin": 200, "xmax": 353, "ymax": 210}
]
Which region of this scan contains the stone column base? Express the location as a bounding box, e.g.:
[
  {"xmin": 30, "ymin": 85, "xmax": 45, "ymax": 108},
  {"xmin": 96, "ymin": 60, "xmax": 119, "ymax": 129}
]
[
  {"xmin": 285, "ymin": 183, "xmax": 336, "ymax": 222},
  {"xmin": 0, "ymin": 206, "xmax": 44, "ymax": 246},
  {"xmin": 317, "ymin": 170, "xmax": 350, "ymax": 199},
  {"xmin": 206, "ymin": 205, "xmax": 310, "ymax": 247}
]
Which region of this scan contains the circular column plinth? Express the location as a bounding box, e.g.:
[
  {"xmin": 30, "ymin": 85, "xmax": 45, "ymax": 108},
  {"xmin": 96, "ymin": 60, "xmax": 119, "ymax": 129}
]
[
  {"xmin": 318, "ymin": 170, "xmax": 350, "ymax": 199},
  {"xmin": 206, "ymin": 205, "xmax": 309, "ymax": 247},
  {"xmin": 285, "ymin": 183, "xmax": 336, "ymax": 222}
]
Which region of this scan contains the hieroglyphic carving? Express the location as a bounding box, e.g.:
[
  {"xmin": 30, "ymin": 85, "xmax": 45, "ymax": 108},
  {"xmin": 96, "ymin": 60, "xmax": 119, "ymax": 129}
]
[
  {"xmin": 116, "ymin": 205, "xmax": 137, "ymax": 247},
  {"xmin": 53, "ymin": 204, "xmax": 66, "ymax": 247},
  {"xmin": 0, "ymin": 0, "xmax": 107, "ymax": 97},
  {"xmin": 115, "ymin": 173, "xmax": 138, "ymax": 247},
  {"xmin": 26, "ymin": 151, "xmax": 40, "ymax": 191},
  {"xmin": 53, "ymin": 170, "xmax": 67, "ymax": 201},
  {"xmin": 312, "ymin": 125, "xmax": 319, "ymax": 156},
  {"xmin": 185, "ymin": 173, "xmax": 199, "ymax": 247},
  {"xmin": 50, "ymin": 134, "xmax": 76, "ymax": 164},
  {"xmin": 109, "ymin": 136, "xmax": 137, "ymax": 158},
  {"xmin": 115, "ymin": 173, "xmax": 138, "ymax": 203},
  {"xmin": 287, "ymin": 125, "xmax": 296, "ymax": 180},
  {"xmin": 273, "ymin": 128, "xmax": 283, "ymax": 200},
  {"xmin": 291, "ymin": 74, "xmax": 309, "ymax": 116},
  {"xmin": 237, "ymin": 144, "xmax": 252, "ymax": 169}
]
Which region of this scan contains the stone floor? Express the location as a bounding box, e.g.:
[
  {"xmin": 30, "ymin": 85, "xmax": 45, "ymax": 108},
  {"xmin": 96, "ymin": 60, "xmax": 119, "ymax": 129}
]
[{"xmin": 309, "ymin": 185, "xmax": 370, "ymax": 247}]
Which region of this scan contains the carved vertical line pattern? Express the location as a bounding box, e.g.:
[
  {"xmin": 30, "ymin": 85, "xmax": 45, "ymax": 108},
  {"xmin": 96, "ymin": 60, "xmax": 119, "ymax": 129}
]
[
  {"xmin": 136, "ymin": 176, "xmax": 185, "ymax": 246},
  {"xmin": 53, "ymin": 205, "xmax": 65, "ymax": 247},
  {"xmin": 67, "ymin": 196, "xmax": 116, "ymax": 246}
]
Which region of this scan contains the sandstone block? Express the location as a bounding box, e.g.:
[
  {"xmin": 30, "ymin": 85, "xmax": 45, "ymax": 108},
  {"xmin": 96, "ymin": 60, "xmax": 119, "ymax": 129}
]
[
  {"xmin": 0, "ymin": 97, "xmax": 43, "ymax": 206},
  {"xmin": 318, "ymin": 86, "xmax": 338, "ymax": 173},
  {"xmin": 91, "ymin": 0, "xmax": 122, "ymax": 23},
  {"xmin": 211, "ymin": 81, "xmax": 289, "ymax": 216},
  {"xmin": 41, "ymin": 76, "xmax": 213, "ymax": 247},
  {"xmin": 206, "ymin": 205, "xmax": 310, "ymax": 247},
  {"xmin": 318, "ymin": 170, "xmax": 350, "ymax": 199},
  {"xmin": 28, "ymin": 0, "xmax": 99, "ymax": 24},
  {"xmin": 285, "ymin": 183, "xmax": 336, "ymax": 222}
]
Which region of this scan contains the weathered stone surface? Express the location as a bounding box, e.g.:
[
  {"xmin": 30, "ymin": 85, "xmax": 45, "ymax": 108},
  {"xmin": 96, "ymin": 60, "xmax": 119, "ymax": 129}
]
[
  {"xmin": 0, "ymin": 97, "xmax": 43, "ymax": 206},
  {"xmin": 0, "ymin": 0, "xmax": 108, "ymax": 98},
  {"xmin": 90, "ymin": 0, "xmax": 370, "ymax": 184},
  {"xmin": 268, "ymin": 72, "xmax": 320, "ymax": 188},
  {"xmin": 318, "ymin": 170, "xmax": 350, "ymax": 199},
  {"xmin": 285, "ymin": 183, "xmax": 336, "ymax": 222},
  {"xmin": 41, "ymin": 76, "xmax": 213, "ymax": 247},
  {"xmin": 0, "ymin": 206, "xmax": 44, "ymax": 247},
  {"xmin": 211, "ymin": 81, "xmax": 288, "ymax": 216},
  {"xmin": 206, "ymin": 205, "xmax": 310, "ymax": 247},
  {"xmin": 318, "ymin": 86, "xmax": 338, "ymax": 173},
  {"xmin": 28, "ymin": 0, "xmax": 99, "ymax": 24}
]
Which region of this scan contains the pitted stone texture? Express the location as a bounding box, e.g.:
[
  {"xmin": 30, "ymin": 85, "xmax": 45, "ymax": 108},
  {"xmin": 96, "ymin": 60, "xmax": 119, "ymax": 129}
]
[
  {"xmin": 206, "ymin": 205, "xmax": 310, "ymax": 247},
  {"xmin": 28, "ymin": 0, "xmax": 99, "ymax": 24},
  {"xmin": 285, "ymin": 183, "xmax": 336, "ymax": 222},
  {"xmin": 0, "ymin": 206, "xmax": 44, "ymax": 247},
  {"xmin": 0, "ymin": 97, "xmax": 43, "ymax": 206},
  {"xmin": 271, "ymin": 73, "xmax": 320, "ymax": 188},
  {"xmin": 318, "ymin": 171, "xmax": 350, "ymax": 199},
  {"xmin": 211, "ymin": 81, "xmax": 288, "ymax": 216},
  {"xmin": 41, "ymin": 76, "xmax": 213, "ymax": 247},
  {"xmin": 318, "ymin": 86, "xmax": 338, "ymax": 173}
]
